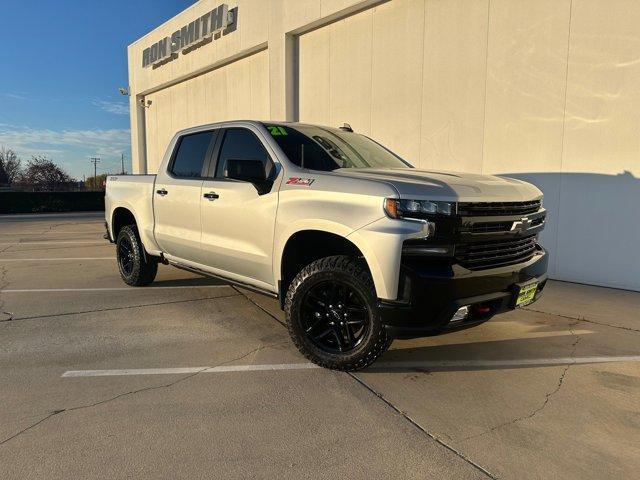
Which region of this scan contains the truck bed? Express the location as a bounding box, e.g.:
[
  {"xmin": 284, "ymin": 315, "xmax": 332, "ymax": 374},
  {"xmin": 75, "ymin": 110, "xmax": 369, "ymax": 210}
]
[{"xmin": 105, "ymin": 174, "xmax": 156, "ymax": 246}]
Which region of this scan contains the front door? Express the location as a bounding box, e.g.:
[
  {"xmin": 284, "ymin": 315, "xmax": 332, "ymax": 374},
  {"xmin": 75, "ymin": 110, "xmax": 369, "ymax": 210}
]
[
  {"xmin": 154, "ymin": 130, "xmax": 216, "ymax": 262},
  {"xmin": 200, "ymin": 127, "xmax": 278, "ymax": 288}
]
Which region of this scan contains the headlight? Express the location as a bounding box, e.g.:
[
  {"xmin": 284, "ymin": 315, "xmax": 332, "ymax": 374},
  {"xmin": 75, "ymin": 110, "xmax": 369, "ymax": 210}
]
[{"xmin": 384, "ymin": 198, "xmax": 455, "ymax": 219}]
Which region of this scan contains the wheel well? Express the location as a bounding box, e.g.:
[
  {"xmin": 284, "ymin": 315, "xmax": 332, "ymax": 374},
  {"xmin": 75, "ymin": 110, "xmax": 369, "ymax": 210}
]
[
  {"xmin": 280, "ymin": 230, "xmax": 370, "ymax": 308},
  {"xmin": 112, "ymin": 208, "xmax": 136, "ymax": 239}
]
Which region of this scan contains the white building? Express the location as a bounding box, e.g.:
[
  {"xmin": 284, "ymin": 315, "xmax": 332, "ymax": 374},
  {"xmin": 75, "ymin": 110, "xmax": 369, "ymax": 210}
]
[{"xmin": 128, "ymin": 0, "xmax": 640, "ymax": 291}]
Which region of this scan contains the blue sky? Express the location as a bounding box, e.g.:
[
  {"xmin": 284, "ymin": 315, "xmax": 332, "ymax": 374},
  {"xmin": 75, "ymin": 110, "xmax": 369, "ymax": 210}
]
[{"xmin": 0, "ymin": 0, "xmax": 194, "ymax": 179}]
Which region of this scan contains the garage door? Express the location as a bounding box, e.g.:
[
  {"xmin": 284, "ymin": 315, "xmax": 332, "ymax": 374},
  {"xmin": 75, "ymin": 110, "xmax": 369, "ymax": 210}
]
[{"xmin": 144, "ymin": 49, "xmax": 269, "ymax": 173}]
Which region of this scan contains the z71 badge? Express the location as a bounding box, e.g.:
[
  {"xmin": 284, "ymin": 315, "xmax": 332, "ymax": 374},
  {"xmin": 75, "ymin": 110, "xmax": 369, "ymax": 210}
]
[{"xmin": 286, "ymin": 177, "xmax": 315, "ymax": 186}]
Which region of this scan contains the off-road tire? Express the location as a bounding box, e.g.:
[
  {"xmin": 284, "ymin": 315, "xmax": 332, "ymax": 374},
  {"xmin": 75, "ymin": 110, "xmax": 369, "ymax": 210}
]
[
  {"xmin": 285, "ymin": 255, "xmax": 391, "ymax": 371},
  {"xmin": 116, "ymin": 225, "xmax": 158, "ymax": 286}
]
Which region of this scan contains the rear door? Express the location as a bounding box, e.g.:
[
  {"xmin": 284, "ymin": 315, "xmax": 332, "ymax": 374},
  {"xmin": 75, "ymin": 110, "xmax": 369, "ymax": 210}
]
[
  {"xmin": 153, "ymin": 130, "xmax": 217, "ymax": 261},
  {"xmin": 199, "ymin": 127, "xmax": 279, "ymax": 287}
]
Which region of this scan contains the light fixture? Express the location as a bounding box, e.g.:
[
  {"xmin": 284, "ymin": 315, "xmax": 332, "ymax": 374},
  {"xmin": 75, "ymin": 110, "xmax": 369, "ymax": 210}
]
[{"xmin": 384, "ymin": 198, "xmax": 455, "ymax": 219}]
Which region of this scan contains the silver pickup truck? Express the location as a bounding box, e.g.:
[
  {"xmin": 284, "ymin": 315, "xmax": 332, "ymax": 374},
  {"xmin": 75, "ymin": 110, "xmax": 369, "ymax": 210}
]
[{"xmin": 105, "ymin": 120, "xmax": 548, "ymax": 370}]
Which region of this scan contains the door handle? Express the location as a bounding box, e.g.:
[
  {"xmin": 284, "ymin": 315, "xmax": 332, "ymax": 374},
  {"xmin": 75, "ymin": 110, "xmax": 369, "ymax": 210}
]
[
  {"xmin": 156, "ymin": 188, "xmax": 168, "ymax": 196},
  {"xmin": 203, "ymin": 192, "xmax": 219, "ymax": 200}
]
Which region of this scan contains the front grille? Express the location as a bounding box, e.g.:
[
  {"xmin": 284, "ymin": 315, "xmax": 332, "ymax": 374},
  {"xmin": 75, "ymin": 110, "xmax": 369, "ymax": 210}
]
[
  {"xmin": 456, "ymin": 234, "xmax": 537, "ymax": 270},
  {"xmin": 457, "ymin": 200, "xmax": 541, "ymax": 216},
  {"xmin": 531, "ymin": 217, "xmax": 545, "ymax": 227},
  {"xmin": 469, "ymin": 221, "xmax": 514, "ymax": 233},
  {"xmin": 468, "ymin": 216, "xmax": 545, "ymax": 234}
]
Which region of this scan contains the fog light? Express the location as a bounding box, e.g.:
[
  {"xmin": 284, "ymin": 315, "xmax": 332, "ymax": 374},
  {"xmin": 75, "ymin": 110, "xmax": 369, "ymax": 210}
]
[
  {"xmin": 473, "ymin": 304, "xmax": 491, "ymax": 316},
  {"xmin": 450, "ymin": 306, "xmax": 469, "ymax": 323}
]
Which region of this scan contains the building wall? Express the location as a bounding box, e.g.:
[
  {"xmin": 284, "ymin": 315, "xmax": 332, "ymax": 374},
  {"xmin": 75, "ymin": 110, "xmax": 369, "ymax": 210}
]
[
  {"xmin": 144, "ymin": 49, "xmax": 269, "ymax": 172},
  {"xmin": 128, "ymin": 0, "xmax": 640, "ymax": 291}
]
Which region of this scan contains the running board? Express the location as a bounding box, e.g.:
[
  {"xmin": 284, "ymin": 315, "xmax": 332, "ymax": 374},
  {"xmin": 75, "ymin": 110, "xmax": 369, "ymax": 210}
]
[{"xmin": 168, "ymin": 261, "xmax": 278, "ymax": 299}]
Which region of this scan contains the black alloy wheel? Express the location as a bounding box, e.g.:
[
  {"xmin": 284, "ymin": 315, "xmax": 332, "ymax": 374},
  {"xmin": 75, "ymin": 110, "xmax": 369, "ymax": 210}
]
[
  {"xmin": 116, "ymin": 224, "xmax": 158, "ymax": 286},
  {"xmin": 117, "ymin": 235, "xmax": 135, "ymax": 277},
  {"xmin": 300, "ymin": 280, "xmax": 370, "ymax": 353},
  {"xmin": 285, "ymin": 255, "xmax": 391, "ymax": 371}
]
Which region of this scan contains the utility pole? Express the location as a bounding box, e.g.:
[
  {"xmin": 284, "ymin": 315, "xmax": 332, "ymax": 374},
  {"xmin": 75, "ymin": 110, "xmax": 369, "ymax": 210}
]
[
  {"xmin": 89, "ymin": 157, "xmax": 100, "ymax": 190},
  {"xmin": 121, "ymin": 153, "xmax": 126, "ymax": 175}
]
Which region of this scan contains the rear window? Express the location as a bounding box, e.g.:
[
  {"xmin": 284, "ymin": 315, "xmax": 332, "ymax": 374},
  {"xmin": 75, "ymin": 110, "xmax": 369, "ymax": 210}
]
[{"xmin": 170, "ymin": 131, "xmax": 215, "ymax": 178}]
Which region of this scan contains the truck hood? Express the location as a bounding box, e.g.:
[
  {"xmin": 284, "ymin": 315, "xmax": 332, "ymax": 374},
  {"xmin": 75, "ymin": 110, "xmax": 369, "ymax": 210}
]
[{"xmin": 331, "ymin": 168, "xmax": 542, "ymax": 202}]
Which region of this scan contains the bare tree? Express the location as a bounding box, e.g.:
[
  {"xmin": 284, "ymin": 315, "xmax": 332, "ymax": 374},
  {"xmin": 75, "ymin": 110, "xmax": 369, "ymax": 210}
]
[
  {"xmin": 0, "ymin": 162, "xmax": 8, "ymax": 185},
  {"xmin": 21, "ymin": 156, "xmax": 74, "ymax": 191},
  {"xmin": 0, "ymin": 147, "xmax": 22, "ymax": 184}
]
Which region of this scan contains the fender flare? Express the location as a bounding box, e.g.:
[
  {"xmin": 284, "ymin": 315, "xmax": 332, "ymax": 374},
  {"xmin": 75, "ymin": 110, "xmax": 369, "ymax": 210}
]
[
  {"xmin": 109, "ymin": 204, "xmax": 161, "ymax": 255},
  {"xmin": 274, "ymin": 219, "xmax": 388, "ymax": 299}
]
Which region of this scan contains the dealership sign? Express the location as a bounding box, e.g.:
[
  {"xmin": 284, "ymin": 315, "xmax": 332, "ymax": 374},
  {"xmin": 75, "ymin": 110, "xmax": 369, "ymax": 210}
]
[{"xmin": 142, "ymin": 4, "xmax": 236, "ymax": 68}]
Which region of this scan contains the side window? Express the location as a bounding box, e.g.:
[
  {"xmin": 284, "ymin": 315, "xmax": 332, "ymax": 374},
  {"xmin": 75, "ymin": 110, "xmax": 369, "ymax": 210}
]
[
  {"xmin": 267, "ymin": 126, "xmax": 337, "ymax": 171},
  {"xmin": 215, "ymin": 128, "xmax": 272, "ymax": 178},
  {"xmin": 170, "ymin": 131, "xmax": 214, "ymax": 178}
]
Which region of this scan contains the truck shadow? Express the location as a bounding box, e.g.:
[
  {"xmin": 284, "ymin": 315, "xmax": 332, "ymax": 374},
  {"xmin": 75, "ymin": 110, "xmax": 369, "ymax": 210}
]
[{"xmin": 364, "ymin": 334, "xmax": 599, "ymax": 373}]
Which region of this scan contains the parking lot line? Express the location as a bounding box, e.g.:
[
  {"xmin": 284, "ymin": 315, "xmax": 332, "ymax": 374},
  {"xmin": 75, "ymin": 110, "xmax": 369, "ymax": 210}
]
[
  {"xmin": 0, "ymin": 257, "xmax": 114, "ymax": 261},
  {"xmin": 63, "ymin": 363, "xmax": 321, "ymax": 377},
  {"xmin": 61, "ymin": 355, "xmax": 640, "ymax": 377},
  {"xmin": 374, "ymin": 356, "xmax": 640, "ymax": 368},
  {"xmin": 1, "ymin": 286, "xmax": 229, "ymax": 293}
]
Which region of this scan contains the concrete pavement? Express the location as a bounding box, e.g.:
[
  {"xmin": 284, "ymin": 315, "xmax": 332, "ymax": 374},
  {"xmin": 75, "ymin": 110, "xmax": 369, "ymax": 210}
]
[{"xmin": 1, "ymin": 212, "xmax": 639, "ymax": 479}]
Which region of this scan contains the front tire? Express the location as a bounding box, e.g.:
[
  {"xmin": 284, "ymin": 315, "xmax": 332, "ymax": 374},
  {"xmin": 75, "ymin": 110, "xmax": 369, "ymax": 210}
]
[
  {"xmin": 116, "ymin": 225, "xmax": 158, "ymax": 286},
  {"xmin": 285, "ymin": 255, "xmax": 391, "ymax": 371}
]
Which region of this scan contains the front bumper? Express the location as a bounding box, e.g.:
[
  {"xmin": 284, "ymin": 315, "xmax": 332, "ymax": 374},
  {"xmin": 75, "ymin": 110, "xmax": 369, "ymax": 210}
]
[{"xmin": 379, "ymin": 245, "xmax": 548, "ymax": 338}]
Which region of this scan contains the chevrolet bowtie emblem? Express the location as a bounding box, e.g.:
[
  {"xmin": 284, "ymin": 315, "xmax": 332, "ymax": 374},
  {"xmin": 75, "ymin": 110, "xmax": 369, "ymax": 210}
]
[{"xmin": 510, "ymin": 217, "xmax": 532, "ymax": 232}]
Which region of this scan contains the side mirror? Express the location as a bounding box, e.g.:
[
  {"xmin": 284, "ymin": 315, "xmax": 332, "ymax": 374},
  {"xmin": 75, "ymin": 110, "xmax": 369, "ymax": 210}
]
[{"xmin": 225, "ymin": 159, "xmax": 272, "ymax": 194}]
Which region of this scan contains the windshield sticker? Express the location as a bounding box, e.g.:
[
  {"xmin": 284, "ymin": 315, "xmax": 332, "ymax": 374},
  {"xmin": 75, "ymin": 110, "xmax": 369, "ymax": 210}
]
[
  {"xmin": 286, "ymin": 177, "xmax": 315, "ymax": 187},
  {"xmin": 267, "ymin": 125, "xmax": 288, "ymax": 136}
]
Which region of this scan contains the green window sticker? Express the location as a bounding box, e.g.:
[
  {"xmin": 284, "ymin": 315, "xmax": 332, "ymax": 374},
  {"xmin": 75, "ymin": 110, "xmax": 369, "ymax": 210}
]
[{"xmin": 267, "ymin": 126, "xmax": 288, "ymax": 136}]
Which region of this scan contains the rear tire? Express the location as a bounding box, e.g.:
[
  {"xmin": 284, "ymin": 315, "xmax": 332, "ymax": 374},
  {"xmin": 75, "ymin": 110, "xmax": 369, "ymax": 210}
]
[
  {"xmin": 285, "ymin": 255, "xmax": 391, "ymax": 371},
  {"xmin": 116, "ymin": 225, "xmax": 158, "ymax": 286}
]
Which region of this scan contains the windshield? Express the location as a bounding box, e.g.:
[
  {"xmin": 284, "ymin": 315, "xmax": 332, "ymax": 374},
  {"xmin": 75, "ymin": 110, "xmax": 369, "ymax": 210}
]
[{"xmin": 264, "ymin": 124, "xmax": 411, "ymax": 171}]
